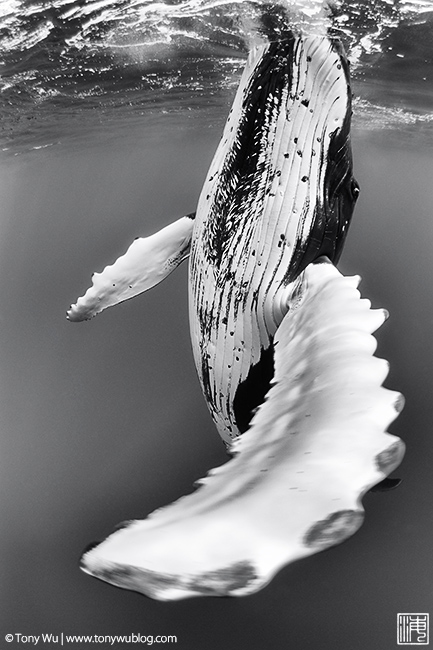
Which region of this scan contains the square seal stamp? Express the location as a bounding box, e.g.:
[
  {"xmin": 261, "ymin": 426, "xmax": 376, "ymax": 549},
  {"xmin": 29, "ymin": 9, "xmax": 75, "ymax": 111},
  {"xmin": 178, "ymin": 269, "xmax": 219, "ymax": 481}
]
[{"xmin": 398, "ymin": 614, "xmax": 429, "ymax": 645}]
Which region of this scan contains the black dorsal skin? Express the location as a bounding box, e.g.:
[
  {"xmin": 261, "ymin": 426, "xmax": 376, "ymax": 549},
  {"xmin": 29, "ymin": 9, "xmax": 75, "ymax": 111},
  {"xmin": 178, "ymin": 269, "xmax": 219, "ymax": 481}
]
[
  {"xmin": 189, "ymin": 34, "xmax": 359, "ymax": 445},
  {"xmin": 233, "ymin": 39, "xmax": 360, "ymax": 436}
]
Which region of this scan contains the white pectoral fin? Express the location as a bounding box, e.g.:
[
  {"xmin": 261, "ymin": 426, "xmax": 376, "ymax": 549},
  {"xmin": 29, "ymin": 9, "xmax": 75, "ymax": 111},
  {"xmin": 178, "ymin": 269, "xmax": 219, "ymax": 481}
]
[
  {"xmin": 67, "ymin": 214, "xmax": 195, "ymax": 321},
  {"xmin": 80, "ymin": 259, "xmax": 404, "ymax": 600}
]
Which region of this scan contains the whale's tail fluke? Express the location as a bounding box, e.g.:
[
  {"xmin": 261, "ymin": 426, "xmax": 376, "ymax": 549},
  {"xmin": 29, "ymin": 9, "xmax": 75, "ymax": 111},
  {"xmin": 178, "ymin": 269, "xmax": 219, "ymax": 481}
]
[{"xmin": 80, "ymin": 260, "xmax": 404, "ymax": 600}]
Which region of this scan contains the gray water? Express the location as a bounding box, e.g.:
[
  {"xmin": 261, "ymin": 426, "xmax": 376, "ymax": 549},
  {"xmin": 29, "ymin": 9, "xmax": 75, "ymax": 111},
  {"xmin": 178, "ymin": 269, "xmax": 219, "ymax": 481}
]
[{"xmin": 0, "ymin": 113, "xmax": 432, "ymax": 649}]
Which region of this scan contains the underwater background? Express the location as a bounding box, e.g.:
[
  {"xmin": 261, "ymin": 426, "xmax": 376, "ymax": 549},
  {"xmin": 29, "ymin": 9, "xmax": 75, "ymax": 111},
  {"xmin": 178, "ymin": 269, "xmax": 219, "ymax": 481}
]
[{"xmin": 1, "ymin": 0, "xmax": 432, "ymax": 648}]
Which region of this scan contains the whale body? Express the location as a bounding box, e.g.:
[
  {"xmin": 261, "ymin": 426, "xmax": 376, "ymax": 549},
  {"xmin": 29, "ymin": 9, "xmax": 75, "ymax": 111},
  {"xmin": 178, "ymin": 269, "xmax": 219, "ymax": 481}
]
[
  {"xmin": 68, "ymin": 33, "xmax": 404, "ymax": 600},
  {"xmin": 189, "ymin": 35, "xmax": 359, "ymax": 445}
]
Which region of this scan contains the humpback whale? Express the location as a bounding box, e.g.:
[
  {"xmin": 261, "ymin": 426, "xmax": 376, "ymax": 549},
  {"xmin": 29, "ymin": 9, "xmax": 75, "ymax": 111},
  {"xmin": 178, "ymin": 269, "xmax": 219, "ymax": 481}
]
[{"xmin": 68, "ymin": 33, "xmax": 405, "ymax": 600}]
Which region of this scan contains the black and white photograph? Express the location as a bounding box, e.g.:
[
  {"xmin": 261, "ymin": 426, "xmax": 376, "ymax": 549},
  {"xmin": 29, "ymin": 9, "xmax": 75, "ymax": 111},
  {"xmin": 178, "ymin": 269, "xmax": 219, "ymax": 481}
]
[{"xmin": 1, "ymin": 1, "xmax": 432, "ymax": 648}]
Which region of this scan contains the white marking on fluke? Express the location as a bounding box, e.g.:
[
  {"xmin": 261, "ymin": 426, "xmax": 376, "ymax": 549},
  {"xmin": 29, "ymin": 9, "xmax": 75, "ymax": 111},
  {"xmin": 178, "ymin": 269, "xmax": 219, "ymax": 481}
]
[{"xmin": 69, "ymin": 33, "xmax": 404, "ymax": 600}]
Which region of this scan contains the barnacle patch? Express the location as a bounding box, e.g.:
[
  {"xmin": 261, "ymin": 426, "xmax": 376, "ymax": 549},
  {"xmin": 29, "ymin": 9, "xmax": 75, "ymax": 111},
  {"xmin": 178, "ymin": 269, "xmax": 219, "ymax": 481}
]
[
  {"xmin": 303, "ymin": 510, "xmax": 364, "ymax": 550},
  {"xmin": 84, "ymin": 559, "xmax": 257, "ymax": 599},
  {"xmin": 190, "ymin": 561, "xmax": 257, "ymax": 595},
  {"xmin": 375, "ymin": 440, "xmax": 406, "ymax": 474},
  {"xmin": 393, "ymin": 393, "xmax": 405, "ymax": 414}
]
